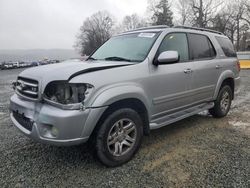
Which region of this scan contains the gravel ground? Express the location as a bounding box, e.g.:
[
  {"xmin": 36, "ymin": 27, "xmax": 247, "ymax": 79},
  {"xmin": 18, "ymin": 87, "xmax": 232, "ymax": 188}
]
[{"xmin": 0, "ymin": 68, "xmax": 249, "ymax": 188}]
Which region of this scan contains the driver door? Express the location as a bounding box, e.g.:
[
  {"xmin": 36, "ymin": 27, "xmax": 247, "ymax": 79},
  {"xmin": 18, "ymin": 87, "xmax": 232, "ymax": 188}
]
[{"xmin": 148, "ymin": 32, "xmax": 193, "ymax": 122}]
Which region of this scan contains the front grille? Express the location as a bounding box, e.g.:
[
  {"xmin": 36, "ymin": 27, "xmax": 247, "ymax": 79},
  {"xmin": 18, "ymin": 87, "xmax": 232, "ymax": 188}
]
[
  {"xmin": 16, "ymin": 77, "xmax": 39, "ymax": 99},
  {"xmin": 13, "ymin": 111, "xmax": 33, "ymax": 131}
]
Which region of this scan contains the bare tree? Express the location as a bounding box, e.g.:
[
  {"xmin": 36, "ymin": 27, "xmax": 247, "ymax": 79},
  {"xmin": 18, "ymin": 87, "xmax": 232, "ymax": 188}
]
[
  {"xmin": 74, "ymin": 11, "xmax": 115, "ymax": 55},
  {"xmin": 176, "ymin": 0, "xmax": 192, "ymax": 25},
  {"xmin": 211, "ymin": 5, "xmax": 236, "ymax": 38},
  {"xmin": 121, "ymin": 14, "xmax": 147, "ymax": 31},
  {"xmin": 226, "ymin": 0, "xmax": 247, "ymax": 50},
  {"xmin": 211, "ymin": 0, "xmax": 249, "ymax": 50},
  {"xmin": 241, "ymin": 0, "xmax": 250, "ymax": 25},
  {"xmin": 189, "ymin": 0, "xmax": 223, "ymax": 28}
]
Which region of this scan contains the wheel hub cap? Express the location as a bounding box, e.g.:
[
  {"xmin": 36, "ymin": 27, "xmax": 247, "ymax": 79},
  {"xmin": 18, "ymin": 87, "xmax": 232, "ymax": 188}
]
[
  {"xmin": 107, "ymin": 118, "xmax": 137, "ymax": 157},
  {"xmin": 220, "ymin": 91, "xmax": 230, "ymax": 112}
]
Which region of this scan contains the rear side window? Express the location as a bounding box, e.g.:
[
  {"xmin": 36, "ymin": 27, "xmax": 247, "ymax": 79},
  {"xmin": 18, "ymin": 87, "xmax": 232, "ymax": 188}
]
[
  {"xmin": 188, "ymin": 33, "xmax": 216, "ymax": 60},
  {"xmin": 158, "ymin": 33, "xmax": 189, "ymax": 62},
  {"xmin": 215, "ymin": 37, "xmax": 236, "ymax": 57}
]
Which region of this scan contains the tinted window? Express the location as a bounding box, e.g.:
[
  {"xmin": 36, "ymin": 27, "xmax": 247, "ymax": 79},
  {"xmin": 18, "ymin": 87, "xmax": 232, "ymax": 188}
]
[
  {"xmin": 158, "ymin": 33, "xmax": 189, "ymax": 62},
  {"xmin": 216, "ymin": 37, "xmax": 236, "ymax": 57},
  {"xmin": 188, "ymin": 34, "xmax": 216, "ymax": 60}
]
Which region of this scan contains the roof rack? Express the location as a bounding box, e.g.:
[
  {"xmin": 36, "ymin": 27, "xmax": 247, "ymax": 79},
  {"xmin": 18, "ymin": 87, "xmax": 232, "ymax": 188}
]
[
  {"xmin": 173, "ymin": 25, "xmax": 223, "ymax": 35},
  {"xmin": 123, "ymin": 25, "xmax": 169, "ymax": 33}
]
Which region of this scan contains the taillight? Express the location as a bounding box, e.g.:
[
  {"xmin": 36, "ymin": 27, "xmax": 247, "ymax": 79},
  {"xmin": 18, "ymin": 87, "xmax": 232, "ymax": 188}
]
[{"xmin": 236, "ymin": 60, "xmax": 241, "ymax": 72}]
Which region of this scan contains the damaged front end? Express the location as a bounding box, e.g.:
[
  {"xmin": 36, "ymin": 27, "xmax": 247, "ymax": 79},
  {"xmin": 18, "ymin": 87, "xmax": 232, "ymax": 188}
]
[
  {"xmin": 43, "ymin": 81, "xmax": 94, "ymax": 110},
  {"xmin": 9, "ymin": 80, "xmax": 98, "ymax": 145}
]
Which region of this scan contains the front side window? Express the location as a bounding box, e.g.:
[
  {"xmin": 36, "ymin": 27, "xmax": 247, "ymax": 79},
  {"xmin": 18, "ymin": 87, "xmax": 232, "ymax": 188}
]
[
  {"xmin": 90, "ymin": 32, "xmax": 160, "ymax": 63},
  {"xmin": 158, "ymin": 33, "xmax": 189, "ymax": 62},
  {"xmin": 188, "ymin": 33, "xmax": 216, "ymax": 60}
]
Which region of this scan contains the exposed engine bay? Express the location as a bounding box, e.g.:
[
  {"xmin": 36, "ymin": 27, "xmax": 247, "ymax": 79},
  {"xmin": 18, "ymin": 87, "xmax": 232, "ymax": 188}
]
[{"xmin": 44, "ymin": 82, "xmax": 90, "ymax": 105}]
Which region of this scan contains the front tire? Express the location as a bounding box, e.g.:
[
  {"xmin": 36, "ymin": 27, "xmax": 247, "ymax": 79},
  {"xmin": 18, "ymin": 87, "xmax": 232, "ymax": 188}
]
[
  {"xmin": 209, "ymin": 85, "xmax": 233, "ymax": 118},
  {"xmin": 95, "ymin": 108, "xmax": 143, "ymax": 167}
]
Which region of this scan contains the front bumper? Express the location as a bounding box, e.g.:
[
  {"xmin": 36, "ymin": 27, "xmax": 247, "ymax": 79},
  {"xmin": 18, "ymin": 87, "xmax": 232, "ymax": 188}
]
[{"xmin": 9, "ymin": 94, "xmax": 107, "ymax": 146}]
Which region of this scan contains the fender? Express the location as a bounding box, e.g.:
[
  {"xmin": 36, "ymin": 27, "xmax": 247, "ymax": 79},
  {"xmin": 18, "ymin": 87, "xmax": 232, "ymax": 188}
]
[
  {"xmin": 80, "ymin": 84, "xmax": 151, "ymax": 138},
  {"xmin": 213, "ymin": 70, "xmax": 235, "ymax": 100},
  {"xmin": 90, "ymin": 84, "xmax": 151, "ymax": 115}
]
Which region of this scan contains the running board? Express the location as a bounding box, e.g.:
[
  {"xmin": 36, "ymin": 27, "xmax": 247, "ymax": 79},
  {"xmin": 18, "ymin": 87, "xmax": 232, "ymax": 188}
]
[{"xmin": 149, "ymin": 102, "xmax": 214, "ymax": 130}]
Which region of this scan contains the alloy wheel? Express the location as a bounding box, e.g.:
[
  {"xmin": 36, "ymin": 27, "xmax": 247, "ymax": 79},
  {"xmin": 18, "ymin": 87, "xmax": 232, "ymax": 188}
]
[{"xmin": 107, "ymin": 118, "xmax": 137, "ymax": 157}]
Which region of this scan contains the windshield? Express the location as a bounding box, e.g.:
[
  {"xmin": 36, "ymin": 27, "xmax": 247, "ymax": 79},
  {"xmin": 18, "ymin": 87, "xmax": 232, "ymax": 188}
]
[{"xmin": 89, "ymin": 32, "xmax": 160, "ymax": 62}]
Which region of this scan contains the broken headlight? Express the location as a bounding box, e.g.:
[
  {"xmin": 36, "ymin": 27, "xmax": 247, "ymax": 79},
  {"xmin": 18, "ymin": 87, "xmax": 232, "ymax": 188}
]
[{"xmin": 43, "ymin": 81, "xmax": 93, "ymax": 109}]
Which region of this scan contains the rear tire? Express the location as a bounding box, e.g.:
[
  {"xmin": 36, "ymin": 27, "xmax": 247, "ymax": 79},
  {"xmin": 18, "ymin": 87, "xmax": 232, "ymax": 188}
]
[
  {"xmin": 209, "ymin": 85, "xmax": 233, "ymax": 118},
  {"xmin": 95, "ymin": 108, "xmax": 143, "ymax": 167}
]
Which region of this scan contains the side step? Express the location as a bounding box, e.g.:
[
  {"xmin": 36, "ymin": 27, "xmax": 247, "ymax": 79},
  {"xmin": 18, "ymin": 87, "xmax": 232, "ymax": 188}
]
[{"xmin": 149, "ymin": 102, "xmax": 214, "ymax": 130}]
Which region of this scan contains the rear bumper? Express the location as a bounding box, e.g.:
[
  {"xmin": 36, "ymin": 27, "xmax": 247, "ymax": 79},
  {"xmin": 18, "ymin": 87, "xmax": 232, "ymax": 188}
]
[{"xmin": 9, "ymin": 94, "xmax": 107, "ymax": 146}]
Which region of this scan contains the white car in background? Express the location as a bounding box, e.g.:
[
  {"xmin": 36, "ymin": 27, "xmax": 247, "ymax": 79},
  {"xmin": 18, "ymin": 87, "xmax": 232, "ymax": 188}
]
[{"xmin": 2, "ymin": 62, "xmax": 14, "ymax": 69}]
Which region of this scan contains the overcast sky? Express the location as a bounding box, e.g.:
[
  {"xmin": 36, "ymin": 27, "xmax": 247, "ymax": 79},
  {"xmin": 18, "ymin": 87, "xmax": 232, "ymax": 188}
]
[{"xmin": 0, "ymin": 0, "xmax": 148, "ymax": 50}]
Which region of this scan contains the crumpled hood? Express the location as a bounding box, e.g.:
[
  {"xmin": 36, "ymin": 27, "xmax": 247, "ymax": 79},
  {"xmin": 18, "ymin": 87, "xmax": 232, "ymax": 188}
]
[{"xmin": 19, "ymin": 60, "xmax": 132, "ymax": 87}]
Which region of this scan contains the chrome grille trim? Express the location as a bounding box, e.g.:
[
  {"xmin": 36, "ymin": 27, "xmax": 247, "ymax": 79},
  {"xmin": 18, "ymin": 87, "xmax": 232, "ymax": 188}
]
[
  {"xmin": 17, "ymin": 80, "xmax": 38, "ymax": 87},
  {"xmin": 16, "ymin": 77, "xmax": 39, "ymax": 99}
]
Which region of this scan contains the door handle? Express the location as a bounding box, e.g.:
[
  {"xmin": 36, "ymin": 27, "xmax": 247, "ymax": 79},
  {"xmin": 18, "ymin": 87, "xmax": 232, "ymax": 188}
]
[
  {"xmin": 184, "ymin": 68, "xmax": 193, "ymax": 74},
  {"xmin": 216, "ymin": 65, "xmax": 222, "ymax": 69}
]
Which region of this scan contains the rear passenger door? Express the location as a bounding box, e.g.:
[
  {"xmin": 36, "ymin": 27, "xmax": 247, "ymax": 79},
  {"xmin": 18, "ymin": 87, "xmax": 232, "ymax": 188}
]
[{"xmin": 187, "ymin": 33, "xmax": 219, "ymax": 104}]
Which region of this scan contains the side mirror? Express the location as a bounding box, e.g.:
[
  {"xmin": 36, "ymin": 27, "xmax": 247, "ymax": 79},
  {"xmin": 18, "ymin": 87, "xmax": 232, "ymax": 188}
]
[{"xmin": 156, "ymin": 51, "xmax": 179, "ymax": 65}]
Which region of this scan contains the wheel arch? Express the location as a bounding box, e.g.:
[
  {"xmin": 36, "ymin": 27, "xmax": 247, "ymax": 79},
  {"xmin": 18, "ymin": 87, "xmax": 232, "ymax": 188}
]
[
  {"xmin": 89, "ymin": 98, "xmax": 150, "ymax": 142},
  {"xmin": 213, "ymin": 71, "xmax": 235, "ymax": 100},
  {"xmin": 83, "ymin": 85, "xmax": 151, "ymax": 141}
]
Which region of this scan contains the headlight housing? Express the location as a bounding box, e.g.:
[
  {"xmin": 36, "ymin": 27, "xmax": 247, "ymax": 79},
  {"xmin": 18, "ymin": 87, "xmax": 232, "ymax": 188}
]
[{"xmin": 43, "ymin": 81, "xmax": 94, "ymax": 109}]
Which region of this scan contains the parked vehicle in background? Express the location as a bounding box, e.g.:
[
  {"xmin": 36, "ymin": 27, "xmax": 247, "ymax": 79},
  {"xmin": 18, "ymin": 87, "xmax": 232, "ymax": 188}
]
[
  {"xmin": 0, "ymin": 60, "xmax": 63, "ymax": 70},
  {"xmin": 61, "ymin": 59, "xmax": 82, "ymax": 63},
  {"xmin": 19, "ymin": 62, "xmax": 30, "ymax": 68},
  {"xmin": 2, "ymin": 62, "xmax": 14, "ymax": 69},
  {"xmin": 30, "ymin": 61, "xmax": 40, "ymax": 66},
  {"xmin": 39, "ymin": 60, "xmax": 50, "ymax": 65},
  {"xmin": 237, "ymin": 51, "xmax": 250, "ymax": 69},
  {"xmin": 12, "ymin": 62, "xmax": 19, "ymax": 68},
  {"xmin": 10, "ymin": 25, "xmax": 240, "ymax": 167},
  {"xmin": 0, "ymin": 62, "xmax": 3, "ymax": 69},
  {"xmin": 49, "ymin": 60, "xmax": 60, "ymax": 64}
]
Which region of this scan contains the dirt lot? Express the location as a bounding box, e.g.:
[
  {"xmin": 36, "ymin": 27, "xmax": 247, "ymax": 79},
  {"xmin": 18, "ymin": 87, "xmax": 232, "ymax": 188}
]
[{"xmin": 0, "ymin": 68, "xmax": 249, "ymax": 187}]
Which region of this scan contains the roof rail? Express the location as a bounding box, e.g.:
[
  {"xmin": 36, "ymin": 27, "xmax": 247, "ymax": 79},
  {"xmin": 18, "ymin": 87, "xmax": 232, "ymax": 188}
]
[
  {"xmin": 173, "ymin": 25, "xmax": 223, "ymax": 35},
  {"xmin": 123, "ymin": 25, "xmax": 169, "ymax": 33}
]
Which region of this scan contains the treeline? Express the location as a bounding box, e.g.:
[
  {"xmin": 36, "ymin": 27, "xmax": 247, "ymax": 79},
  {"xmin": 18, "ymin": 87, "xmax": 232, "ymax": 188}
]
[{"xmin": 75, "ymin": 0, "xmax": 250, "ymax": 55}]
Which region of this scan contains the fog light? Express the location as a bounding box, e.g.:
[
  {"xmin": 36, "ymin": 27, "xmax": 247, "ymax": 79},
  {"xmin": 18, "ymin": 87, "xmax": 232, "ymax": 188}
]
[
  {"xmin": 51, "ymin": 127, "xmax": 59, "ymax": 137},
  {"xmin": 42, "ymin": 124, "xmax": 58, "ymax": 138}
]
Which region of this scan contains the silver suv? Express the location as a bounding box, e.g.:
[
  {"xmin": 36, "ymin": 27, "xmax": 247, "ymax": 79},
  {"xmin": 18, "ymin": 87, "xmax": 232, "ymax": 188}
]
[{"xmin": 10, "ymin": 26, "xmax": 240, "ymax": 166}]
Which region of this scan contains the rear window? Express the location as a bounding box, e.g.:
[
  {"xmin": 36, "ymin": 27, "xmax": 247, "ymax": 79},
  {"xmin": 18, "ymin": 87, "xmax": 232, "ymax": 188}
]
[
  {"xmin": 215, "ymin": 37, "xmax": 236, "ymax": 57},
  {"xmin": 188, "ymin": 33, "xmax": 216, "ymax": 60}
]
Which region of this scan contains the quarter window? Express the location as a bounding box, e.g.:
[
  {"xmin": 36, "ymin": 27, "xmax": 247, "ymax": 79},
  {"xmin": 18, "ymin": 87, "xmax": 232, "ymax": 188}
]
[
  {"xmin": 158, "ymin": 33, "xmax": 189, "ymax": 62},
  {"xmin": 216, "ymin": 37, "xmax": 237, "ymax": 57},
  {"xmin": 188, "ymin": 34, "xmax": 216, "ymax": 60}
]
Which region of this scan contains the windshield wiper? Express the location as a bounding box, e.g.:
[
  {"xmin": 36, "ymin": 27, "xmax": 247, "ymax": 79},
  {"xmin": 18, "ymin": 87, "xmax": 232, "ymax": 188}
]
[
  {"xmin": 104, "ymin": 56, "xmax": 132, "ymax": 62},
  {"xmin": 88, "ymin": 57, "xmax": 97, "ymax": 61}
]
